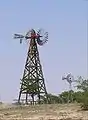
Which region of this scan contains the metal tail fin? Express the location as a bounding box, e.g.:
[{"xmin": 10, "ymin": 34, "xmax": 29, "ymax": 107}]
[{"xmin": 14, "ymin": 34, "xmax": 24, "ymax": 39}]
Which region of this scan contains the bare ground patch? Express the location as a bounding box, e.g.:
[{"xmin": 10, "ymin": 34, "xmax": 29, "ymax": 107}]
[{"xmin": 0, "ymin": 103, "xmax": 88, "ymax": 120}]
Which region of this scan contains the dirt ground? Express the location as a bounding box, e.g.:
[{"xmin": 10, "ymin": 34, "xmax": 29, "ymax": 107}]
[{"xmin": 0, "ymin": 103, "xmax": 88, "ymax": 120}]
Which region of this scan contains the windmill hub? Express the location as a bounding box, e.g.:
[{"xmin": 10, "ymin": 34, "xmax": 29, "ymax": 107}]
[{"xmin": 26, "ymin": 31, "xmax": 41, "ymax": 39}]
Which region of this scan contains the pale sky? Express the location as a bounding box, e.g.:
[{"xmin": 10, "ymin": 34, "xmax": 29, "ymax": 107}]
[{"xmin": 0, "ymin": 0, "xmax": 87, "ymax": 102}]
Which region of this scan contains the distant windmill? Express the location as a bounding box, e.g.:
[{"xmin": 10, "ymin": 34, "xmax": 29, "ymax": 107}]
[
  {"xmin": 62, "ymin": 73, "xmax": 75, "ymax": 103},
  {"xmin": 62, "ymin": 73, "xmax": 75, "ymax": 91}
]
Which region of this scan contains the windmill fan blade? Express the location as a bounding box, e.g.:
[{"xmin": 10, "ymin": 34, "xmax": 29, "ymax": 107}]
[
  {"xmin": 37, "ymin": 38, "xmax": 48, "ymax": 46},
  {"xmin": 26, "ymin": 30, "xmax": 31, "ymax": 37},
  {"xmin": 37, "ymin": 28, "xmax": 43, "ymax": 35},
  {"xmin": 37, "ymin": 38, "xmax": 43, "ymax": 45}
]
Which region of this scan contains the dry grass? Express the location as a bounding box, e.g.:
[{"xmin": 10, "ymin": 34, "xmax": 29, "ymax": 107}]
[{"xmin": 0, "ymin": 103, "xmax": 88, "ymax": 120}]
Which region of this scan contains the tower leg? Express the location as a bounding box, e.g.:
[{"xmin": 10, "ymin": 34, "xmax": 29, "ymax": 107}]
[
  {"xmin": 38, "ymin": 94, "xmax": 40, "ymax": 104},
  {"xmin": 18, "ymin": 91, "xmax": 21, "ymax": 104},
  {"xmin": 26, "ymin": 93, "xmax": 28, "ymax": 104},
  {"xmin": 31, "ymin": 94, "xmax": 34, "ymax": 105}
]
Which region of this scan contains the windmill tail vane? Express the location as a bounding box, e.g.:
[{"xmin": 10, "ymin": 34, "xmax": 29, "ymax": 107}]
[
  {"xmin": 14, "ymin": 34, "xmax": 24, "ymax": 39},
  {"xmin": 62, "ymin": 76, "xmax": 67, "ymax": 80}
]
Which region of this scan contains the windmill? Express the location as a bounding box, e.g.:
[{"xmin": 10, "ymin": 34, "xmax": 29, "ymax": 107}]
[
  {"xmin": 14, "ymin": 28, "xmax": 48, "ymax": 104},
  {"xmin": 62, "ymin": 73, "xmax": 75, "ymax": 103}
]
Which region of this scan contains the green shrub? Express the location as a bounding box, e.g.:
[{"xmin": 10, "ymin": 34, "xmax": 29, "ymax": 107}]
[{"xmin": 80, "ymin": 92, "xmax": 88, "ymax": 110}]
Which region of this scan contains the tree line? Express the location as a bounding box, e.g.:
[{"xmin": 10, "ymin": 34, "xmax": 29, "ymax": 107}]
[{"xmin": 41, "ymin": 77, "xmax": 88, "ymax": 110}]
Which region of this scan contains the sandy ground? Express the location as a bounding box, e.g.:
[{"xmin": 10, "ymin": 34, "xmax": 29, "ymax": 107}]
[{"xmin": 0, "ymin": 103, "xmax": 88, "ymax": 120}]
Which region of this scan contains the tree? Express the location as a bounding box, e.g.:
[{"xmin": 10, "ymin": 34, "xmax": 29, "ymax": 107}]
[
  {"xmin": 77, "ymin": 79, "xmax": 88, "ymax": 92},
  {"xmin": 76, "ymin": 76, "xmax": 88, "ymax": 110},
  {"xmin": 59, "ymin": 90, "xmax": 75, "ymax": 103},
  {"xmin": 40, "ymin": 94, "xmax": 60, "ymax": 104}
]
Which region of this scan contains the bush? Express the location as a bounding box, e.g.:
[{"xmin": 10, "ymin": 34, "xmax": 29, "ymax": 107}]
[{"xmin": 80, "ymin": 92, "xmax": 88, "ymax": 110}]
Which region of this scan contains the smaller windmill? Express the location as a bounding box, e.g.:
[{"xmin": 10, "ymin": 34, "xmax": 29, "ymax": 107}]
[
  {"xmin": 62, "ymin": 73, "xmax": 75, "ymax": 91},
  {"xmin": 62, "ymin": 73, "xmax": 75, "ymax": 103}
]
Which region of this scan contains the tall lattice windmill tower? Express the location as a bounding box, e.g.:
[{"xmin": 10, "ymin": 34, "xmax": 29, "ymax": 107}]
[{"xmin": 14, "ymin": 29, "xmax": 48, "ymax": 104}]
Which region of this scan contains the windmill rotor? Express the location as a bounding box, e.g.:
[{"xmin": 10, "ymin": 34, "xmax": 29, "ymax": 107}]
[
  {"xmin": 66, "ymin": 74, "xmax": 74, "ymax": 84},
  {"xmin": 62, "ymin": 73, "xmax": 75, "ymax": 86},
  {"xmin": 37, "ymin": 29, "xmax": 48, "ymax": 46},
  {"xmin": 14, "ymin": 34, "xmax": 25, "ymax": 44}
]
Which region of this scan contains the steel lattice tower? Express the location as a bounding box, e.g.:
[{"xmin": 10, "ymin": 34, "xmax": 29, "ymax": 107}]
[{"xmin": 14, "ymin": 29, "xmax": 48, "ymax": 104}]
